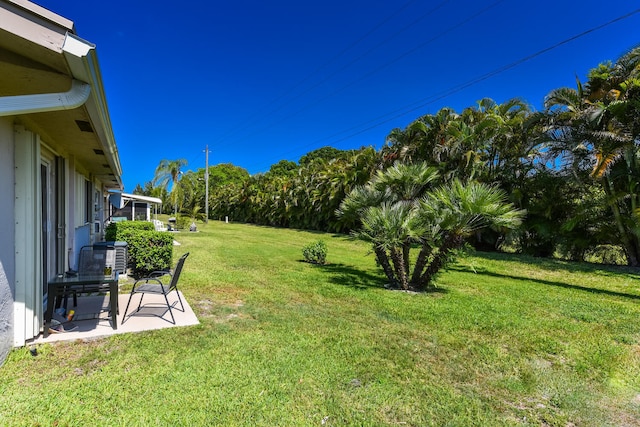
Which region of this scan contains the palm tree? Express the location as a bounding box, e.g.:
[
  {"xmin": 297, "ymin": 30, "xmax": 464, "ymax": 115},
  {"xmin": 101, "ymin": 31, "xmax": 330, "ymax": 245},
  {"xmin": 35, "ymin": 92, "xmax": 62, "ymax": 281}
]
[
  {"xmin": 338, "ymin": 163, "xmax": 524, "ymax": 291},
  {"xmin": 181, "ymin": 204, "xmax": 206, "ymax": 223},
  {"xmin": 544, "ymin": 45, "xmax": 640, "ymax": 265},
  {"xmin": 356, "ymin": 202, "xmax": 419, "ymax": 289},
  {"xmin": 413, "ymin": 180, "xmax": 525, "ymax": 288},
  {"xmin": 153, "ymin": 159, "xmax": 188, "ymax": 215},
  {"xmin": 383, "ymin": 100, "xmax": 536, "ymax": 187},
  {"xmin": 177, "ymin": 170, "xmax": 204, "ymax": 216}
]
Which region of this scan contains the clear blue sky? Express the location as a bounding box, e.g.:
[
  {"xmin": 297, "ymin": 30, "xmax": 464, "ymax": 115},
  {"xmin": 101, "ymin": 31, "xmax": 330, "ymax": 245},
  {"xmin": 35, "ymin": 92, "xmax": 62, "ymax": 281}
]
[{"xmin": 33, "ymin": 0, "xmax": 640, "ymax": 192}]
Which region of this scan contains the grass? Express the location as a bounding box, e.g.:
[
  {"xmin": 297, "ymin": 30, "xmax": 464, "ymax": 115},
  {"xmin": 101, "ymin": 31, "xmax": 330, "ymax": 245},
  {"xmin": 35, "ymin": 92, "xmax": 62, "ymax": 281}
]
[{"xmin": 1, "ymin": 221, "xmax": 640, "ymax": 426}]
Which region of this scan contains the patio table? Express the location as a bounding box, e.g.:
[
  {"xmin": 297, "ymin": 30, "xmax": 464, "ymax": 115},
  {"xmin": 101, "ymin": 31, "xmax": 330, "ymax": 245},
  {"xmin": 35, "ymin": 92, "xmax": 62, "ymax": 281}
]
[{"xmin": 44, "ymin": 271, "xmax": 119, "ymax": 337}]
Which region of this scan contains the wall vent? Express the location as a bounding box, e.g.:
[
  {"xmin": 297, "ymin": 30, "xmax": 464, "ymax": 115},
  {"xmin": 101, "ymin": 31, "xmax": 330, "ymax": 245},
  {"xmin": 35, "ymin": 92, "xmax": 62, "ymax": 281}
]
[{"xmin": 75, "ymin": 120, "xmax": 93, "ymax": 132}]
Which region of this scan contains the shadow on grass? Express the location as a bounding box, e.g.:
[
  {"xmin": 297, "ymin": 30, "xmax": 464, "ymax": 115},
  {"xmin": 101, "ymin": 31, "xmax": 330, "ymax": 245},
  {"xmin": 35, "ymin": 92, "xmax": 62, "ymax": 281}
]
[
  {"xmin": 473, "ymin": 250, "xmax": 640, "ymax": 278},
  {"xmin": 305, "ymin": 262, "xmax": 383, "ymax": 290},
  {"xmin": 317, "ymin": 262, "xmax": 449, "ymax": 295},
  {"xmin": 451, "ymin": 265, "xmax": 640, "ymax": 301}
]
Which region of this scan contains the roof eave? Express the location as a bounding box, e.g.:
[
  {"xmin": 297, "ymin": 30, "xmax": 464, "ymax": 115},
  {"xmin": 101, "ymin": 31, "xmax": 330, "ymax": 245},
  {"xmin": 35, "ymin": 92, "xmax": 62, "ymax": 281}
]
[{"xmin": 62, "ymin": 33, "xmax": 123, "ymax": 190}]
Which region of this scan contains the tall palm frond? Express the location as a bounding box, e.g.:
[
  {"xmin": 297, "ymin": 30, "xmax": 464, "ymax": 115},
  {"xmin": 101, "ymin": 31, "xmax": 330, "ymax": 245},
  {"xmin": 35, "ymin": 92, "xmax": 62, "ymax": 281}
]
[
  {"xmin": 373, "ymin": 162, "xmax": 440, "ymax": 201},
  {"xmin": 419, "ymin": 180, "xmax": 525, "ymax": 237}
]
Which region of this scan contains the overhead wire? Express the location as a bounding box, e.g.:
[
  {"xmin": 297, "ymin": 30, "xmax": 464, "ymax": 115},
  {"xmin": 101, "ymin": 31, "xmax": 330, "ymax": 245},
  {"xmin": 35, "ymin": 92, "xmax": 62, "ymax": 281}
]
[
  {"xmin": 217, "ymin": 0, "xmax": 453, "ymax": 139},
  {"xmin": 207, "ymin": 0, "xmax": 424, "ymax": 148},
  {"xmin": 226, "ymin": 0, "xmax": 506, "ymax": 154},
  {"xmin": 241, "ymin": 6, "xmax": 640, "ymax": 172}
]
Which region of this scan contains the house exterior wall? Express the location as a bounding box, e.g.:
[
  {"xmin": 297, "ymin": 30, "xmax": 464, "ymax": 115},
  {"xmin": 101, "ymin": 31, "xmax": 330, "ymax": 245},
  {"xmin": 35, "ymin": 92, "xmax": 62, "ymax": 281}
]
[
  {"xmin": 0, "ymin": 117, "xmax": 116, "ymax": 355},
  {"xmin": 8, "ymin": 122, "xmax": 110, "ymax": 350},
  {"xmin": 0, "ymin": 117, "xmax": 16, "ymax": 363},
  {"xmin": 14, "ymin": 125, "xmax": 43, "ymax": 347},
  {"xmin": 0, "ymin": 1, "xmax": 123, "ymax": 366}
]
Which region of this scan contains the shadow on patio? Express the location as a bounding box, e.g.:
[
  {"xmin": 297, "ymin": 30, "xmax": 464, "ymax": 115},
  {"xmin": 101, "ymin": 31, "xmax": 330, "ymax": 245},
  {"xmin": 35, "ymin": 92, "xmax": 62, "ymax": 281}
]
[{"xmin": 31, "ymin": 292, "xmax": 199, "ymax": 344}]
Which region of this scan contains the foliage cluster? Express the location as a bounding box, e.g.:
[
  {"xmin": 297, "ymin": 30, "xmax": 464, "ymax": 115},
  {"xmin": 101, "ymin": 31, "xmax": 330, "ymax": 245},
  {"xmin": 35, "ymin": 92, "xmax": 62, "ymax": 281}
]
[
  {"xmin": 338, "ymin": 163, "xmax": 524, "ymax": 290},
  {"xmin": 175, "ymin": 215, "xmax": 192, "ymax": 230},
  {"xmin": 123, "ymin": 231, "xmax": 173, "ymax": 276},
  {"xmin": 211, "ymin": 147, "xmax": 380, "ymax": 232},
  {"xmin": 302, "ymin": 240, "xmax": 327, "ymax": 264},
  {"xmin": 104, "ymin": 221, "xmax": 173, "ymax": 275}
]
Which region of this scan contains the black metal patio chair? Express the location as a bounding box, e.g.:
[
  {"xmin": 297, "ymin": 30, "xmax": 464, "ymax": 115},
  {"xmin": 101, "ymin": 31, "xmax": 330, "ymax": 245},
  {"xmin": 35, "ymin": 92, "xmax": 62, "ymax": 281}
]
[
  {"xmin": 60, "ymin": 244, "xmax": 116, "ymax": 310},
  {"xmin": 121, "ymin": 252, "xmax": 189, "ymax": 325}
]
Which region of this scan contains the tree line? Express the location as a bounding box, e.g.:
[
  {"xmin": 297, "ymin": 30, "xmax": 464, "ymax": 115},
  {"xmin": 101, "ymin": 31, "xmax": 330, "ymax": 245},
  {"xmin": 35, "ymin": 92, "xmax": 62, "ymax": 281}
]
[{"xmin": 135, "ymin": 46, "xmax": 640, "ymax": 266}]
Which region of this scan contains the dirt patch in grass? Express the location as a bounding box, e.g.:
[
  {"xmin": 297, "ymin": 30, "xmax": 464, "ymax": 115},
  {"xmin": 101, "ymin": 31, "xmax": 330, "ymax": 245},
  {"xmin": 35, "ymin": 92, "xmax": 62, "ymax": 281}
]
[{"xmin": 194, "ymin": 298, "xmax": 251, "ymax": 323}]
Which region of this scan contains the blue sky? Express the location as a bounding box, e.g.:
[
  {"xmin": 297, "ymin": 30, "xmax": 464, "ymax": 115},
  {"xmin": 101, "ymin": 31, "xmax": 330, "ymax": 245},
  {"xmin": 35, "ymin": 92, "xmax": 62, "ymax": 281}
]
[{"xmin": 34, "ymin": 0, "xmax": 639, "ymax": 192}]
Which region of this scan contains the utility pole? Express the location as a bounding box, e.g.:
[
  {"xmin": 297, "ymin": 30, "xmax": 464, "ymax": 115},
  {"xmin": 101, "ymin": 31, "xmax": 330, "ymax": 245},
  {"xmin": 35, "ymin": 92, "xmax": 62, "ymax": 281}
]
[{"xmin": 204, "ymin": 145, "xmax": 210, "ymax": 223}]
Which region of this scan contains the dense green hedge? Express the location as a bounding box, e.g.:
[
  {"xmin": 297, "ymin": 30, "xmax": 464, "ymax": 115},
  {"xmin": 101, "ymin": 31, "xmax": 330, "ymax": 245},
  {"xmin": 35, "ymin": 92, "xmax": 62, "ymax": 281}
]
[
  {"xmin": 105, "ymin": 221, "xmax": 154, "ymax": 240},
  {"xmin": 123, "ymin": 230, "xmax": 173, "ymax": 275},
  {"xmin": 105, "ymin": 221, "xmax": 173, "ymax": 276}
]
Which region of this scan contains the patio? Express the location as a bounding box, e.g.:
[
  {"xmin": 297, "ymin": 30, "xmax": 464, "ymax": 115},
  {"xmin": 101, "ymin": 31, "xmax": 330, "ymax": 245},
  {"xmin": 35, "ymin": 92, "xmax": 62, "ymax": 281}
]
[{"xmin": 32, "ymin": 292, "xmax": 199, "ymax": 344}]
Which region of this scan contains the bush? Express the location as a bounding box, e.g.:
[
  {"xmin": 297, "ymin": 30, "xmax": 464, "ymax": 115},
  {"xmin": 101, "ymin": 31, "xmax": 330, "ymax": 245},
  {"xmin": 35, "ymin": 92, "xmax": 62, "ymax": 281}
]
[
  {"xmin": 105, "ymin": 221, "xmax": 154, "ymax": 241},
  {"xmin": 176, "ymin": 215, "xmax": 191, "ymax": 230},
  {"xmin": 302, "ymin": 240, "xmax": 327, "ymax": 265},
  {"xmin": 104, "ymin": 221, "xmax": 172, "ymax": 276},
  {"xmin": 583, "ymin": 245, "xmax": 627, "ymax": 265},
  {"xmin": 125, "ymin": 231, "xmax": 174, "ymax": 276}
]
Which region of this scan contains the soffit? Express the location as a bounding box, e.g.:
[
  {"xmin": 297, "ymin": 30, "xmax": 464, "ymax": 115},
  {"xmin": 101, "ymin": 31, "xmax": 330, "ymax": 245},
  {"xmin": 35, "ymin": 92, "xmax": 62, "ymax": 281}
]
[
  {"xmin": 0, "ymin": 45, "xmax": 120, "ymax": 189},
  {"xmin": 0, "ymin": 47, "xmax": 69, "ymax": 95},
  {"xmin": 21, "ymin": 108, "xmax": 120, "ymax": 188},
  {"xmin": 0, "ymin": 1, "xmax": 122, "ymax": 189}
]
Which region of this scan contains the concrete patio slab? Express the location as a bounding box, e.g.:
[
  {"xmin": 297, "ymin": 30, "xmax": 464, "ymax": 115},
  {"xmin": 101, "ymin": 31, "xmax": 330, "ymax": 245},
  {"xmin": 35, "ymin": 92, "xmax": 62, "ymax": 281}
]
[{"xmin": 31, "ymin": 291, "xmax": 199, "ymax": 344}]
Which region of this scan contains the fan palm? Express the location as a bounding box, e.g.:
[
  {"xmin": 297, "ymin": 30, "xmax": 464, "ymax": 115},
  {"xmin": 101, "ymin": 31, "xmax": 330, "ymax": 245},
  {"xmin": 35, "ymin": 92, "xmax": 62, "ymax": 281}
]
[
  {"xmin": 412, "ymin": 180, "xmax": 525, "ymax": 288},
  {"xmin": 338, "ymin": 163, "xmax": 524, "ymax": 291}
]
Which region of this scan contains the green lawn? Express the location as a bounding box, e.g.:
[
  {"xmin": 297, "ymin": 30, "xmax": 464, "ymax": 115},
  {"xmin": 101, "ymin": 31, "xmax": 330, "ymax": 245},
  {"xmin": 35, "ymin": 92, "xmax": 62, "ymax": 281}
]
[{"xmin": 1, "ymin": 221, "xmax": 640, "ymax": 426}]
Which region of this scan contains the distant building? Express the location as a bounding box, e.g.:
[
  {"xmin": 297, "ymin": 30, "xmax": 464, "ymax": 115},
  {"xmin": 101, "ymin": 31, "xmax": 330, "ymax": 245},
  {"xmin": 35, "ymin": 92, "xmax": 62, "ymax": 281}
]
[{"xmin": 109, "ymin": 193, "xmax": 163, "ymax": 222}]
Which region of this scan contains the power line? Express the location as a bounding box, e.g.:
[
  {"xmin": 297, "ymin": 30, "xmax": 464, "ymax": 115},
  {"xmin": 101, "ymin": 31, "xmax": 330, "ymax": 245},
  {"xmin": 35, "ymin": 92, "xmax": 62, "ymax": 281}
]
[
  {"xmin": 241, "ymin": 7, "xmax": 640, "ymax": 172},
  {"xmin": 217, "ymin": 0, "xmax": 453, "ymax": 141},
  {"xmin": 222, "ymin": 0, "xmax": 506, "ymax": 151},
  {"xmin": 208, "ymin": 0, "xmax": 425, "ymax": 148}
]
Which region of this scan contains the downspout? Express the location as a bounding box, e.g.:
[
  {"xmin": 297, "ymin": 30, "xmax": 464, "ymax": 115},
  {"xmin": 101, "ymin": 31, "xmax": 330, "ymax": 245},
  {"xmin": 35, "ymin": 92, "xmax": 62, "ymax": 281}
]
[{"xmin": 0, "ymin": 79, "xmax": 90, "ymax": 117}]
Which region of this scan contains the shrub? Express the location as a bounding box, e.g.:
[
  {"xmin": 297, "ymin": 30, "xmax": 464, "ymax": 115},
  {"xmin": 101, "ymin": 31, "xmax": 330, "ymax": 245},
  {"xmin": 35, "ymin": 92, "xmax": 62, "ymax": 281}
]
[
  {"xmin": 176, "ymin": 215, "xmax": 191, "ymax": 230},
  {"xmin": 104, "ymin": 221, "xmax": 172, "ymax": 276},
  {"xmin": 105, "ymin": 221, "xmax": 154, "ymax": 241},
  {"xmin": 125, "ymin": 231, "xmax": 174, "ymax": 276},
  {"xmin": 583, "ymin": 245, "xmax": 626, "ymax": 265},
  {"xmin": 302, "ymin": 240, "xmax": 327, "ymax": 265}
]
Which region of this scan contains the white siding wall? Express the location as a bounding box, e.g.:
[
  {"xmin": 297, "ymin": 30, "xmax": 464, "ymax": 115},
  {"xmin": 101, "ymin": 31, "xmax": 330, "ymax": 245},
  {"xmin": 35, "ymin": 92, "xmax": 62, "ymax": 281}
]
[
  {"xmin": 13, "ymin": 125, "xmax": 42, "ymax": 347},
  {"xmin": 75, "ymin": 172, "xmax": 87, "ymax": 229},
  {"xmin": 0, "ymin": 117, "xmax": 15, "ymax": 365}
]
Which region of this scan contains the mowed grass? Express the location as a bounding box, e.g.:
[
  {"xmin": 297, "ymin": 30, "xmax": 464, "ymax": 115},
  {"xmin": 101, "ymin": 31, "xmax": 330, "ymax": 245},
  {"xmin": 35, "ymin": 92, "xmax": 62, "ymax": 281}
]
[{"xmin": 1, "ymin": 221, "xmax": 640, "ymax": 426}]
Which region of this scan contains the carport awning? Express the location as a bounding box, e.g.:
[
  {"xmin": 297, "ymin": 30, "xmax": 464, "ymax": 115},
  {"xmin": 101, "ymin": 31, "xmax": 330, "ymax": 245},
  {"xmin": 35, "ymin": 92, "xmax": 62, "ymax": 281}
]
[{"xmin": 109, "ymin": 192, "xmax": 162, "ymax": 208}]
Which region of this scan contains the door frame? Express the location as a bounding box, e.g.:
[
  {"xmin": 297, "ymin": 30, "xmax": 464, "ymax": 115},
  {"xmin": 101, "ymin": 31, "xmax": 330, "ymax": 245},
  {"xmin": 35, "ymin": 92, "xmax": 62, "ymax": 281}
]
[{"xmin": 40, "ymin": 150, "xmax": 55, "ymax": 299}]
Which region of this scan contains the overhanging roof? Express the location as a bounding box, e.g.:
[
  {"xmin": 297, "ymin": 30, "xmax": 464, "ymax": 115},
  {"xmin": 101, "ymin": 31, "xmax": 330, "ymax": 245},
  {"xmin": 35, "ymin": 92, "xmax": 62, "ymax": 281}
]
[
  {"xmin": 121, "ymin": 193, "xmax": 162, "ymax": 205},
  {"xmin": 0, "ymin": 0, "xmax": 123, "ymax": 190}
]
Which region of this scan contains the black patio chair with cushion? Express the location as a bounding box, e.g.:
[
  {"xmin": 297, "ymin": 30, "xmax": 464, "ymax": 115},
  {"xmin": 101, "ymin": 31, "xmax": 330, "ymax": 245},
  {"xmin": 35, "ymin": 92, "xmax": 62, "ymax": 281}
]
[{"xmin": 122, "ymin": 252, "xmax": 189, "ymax": 325}]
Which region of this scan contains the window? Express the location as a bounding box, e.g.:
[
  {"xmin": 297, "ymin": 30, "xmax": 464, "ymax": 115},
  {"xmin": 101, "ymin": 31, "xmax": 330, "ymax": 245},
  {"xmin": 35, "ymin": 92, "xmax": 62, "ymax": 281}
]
[
  {"xmin": 85, "ymin": 179, "xmax": 92, "ymax": 224},
  {"xmin": 75, "ymin": 174, "xmax": 96, "ymax": 226}
]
